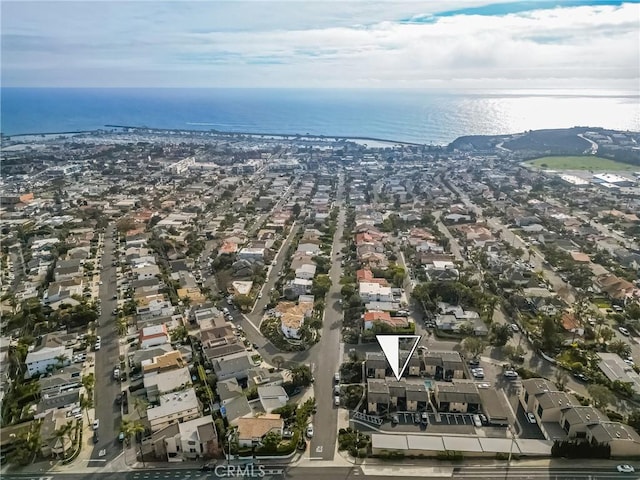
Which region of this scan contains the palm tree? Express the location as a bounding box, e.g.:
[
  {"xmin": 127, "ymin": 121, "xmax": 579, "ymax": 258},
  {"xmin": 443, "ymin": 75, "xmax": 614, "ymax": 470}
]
[
  {"xmin": 80, "ymin": 394, "xmax": 93, "ymax": 424},
  {"xmin": 82, "ymin": 373, "xmax": 95, "ymax": 398},
  {"xmin": 132, "ymin": 396, "xmax": 148, "ymax": 418},
  {"xmin": 116, "ymin": 316, "xmax": 128, "ymax": 337},
  {"xmin": 50, "ymin": 421, "xmax": 73, "ymax": 459},
  {"xmin": 121, "ymin": 419, "xmax": 146, "ymax": 465},
  {"xmin": 54, "ymin": 354, "xmax": 68, "ymax": 369}
]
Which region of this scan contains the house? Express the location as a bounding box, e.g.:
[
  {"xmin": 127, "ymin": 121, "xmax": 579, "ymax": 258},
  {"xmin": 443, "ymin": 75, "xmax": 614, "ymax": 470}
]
[
  {"xmin": 434, "ymin": 382, "xmax": 481, "ymax": 413},
  {"xmin": 367, "ymin": 379, "xmax": 390, "ymax": 414},
  {"xmin": 53, "ymin": 259, "xmax": 82, "ymax": 282},
  {"xmin": 366, "ymin": 352, "xmax": 389, "ymax": 379},
  {"xmin": 597, "ymin": 353, "xmax": 640, "ymax": 399},
  {"xmin": 294, "ymin": 264, "xmax": 317, "ymax": 280},
  {"xmin": 224, "ymin": 396, "xmax": 253, "ymax": 425},
  {"xmin": 387, "ymin": 380, "xmax": 407, "ymax": 409},
  {"xmin": 519, "ymin": 378, "xmax": 557, "ymax": 412},
  {"xmin": 147, "ymin": 388, "xmax": 202, "ymax": 433},
  {"xmin": 217, "ymin": 378, "xmax": 244, "ymax": 405},
  {"xmin": 531, "ymin": 391, "xmax": 580, "ymax": 423},
  {"xmin": 246, "ymin": 367, "xmax": 285, "ymax": 389},
  {"xmin": 586, "ymin": 422, "xmax": 640, "ymax": 457},
  {"xmin": 594, "ymin": 274, "xmax": 638, "ymax": 301},
  {"xmin": 211, "ymin": 352, "xmax": 255, "ymax": 381},
  {"xmin": 140, "ymin": 324, "xmax": 170, "ymax": 349},
  {"xmin": 141, "ymin": 350, "xmax": 187, "ymax": 375},
  {"xmin": 151, "ymin": 415, "xmax": 218, "ymax": 461},
  {"xmin": 257, "ymin": 386, "xmax": 289, "ymax": 413},
  {"xmin": 559, "ymin": 406, "xmax": 609, "ymax": 439},
  {"xmin": 38, "ymin": 365, "xmax": 83, "ymax": 397},
  {"xmin": 363, "ymin": 311, "xmax": 409, "ymax": 330},
  {"xmin": 235, "ymin": 414, "xmax": 284, "ymax": 448},
  {"xmin": 405, "ymin": 383, "xmax": 429, "ymax": 412},
  {"xmin": 283, "ymin": 278, "xmax": 312, "ymax": 300},
  {"xmin": 275, "ymin": 300, "xmax": 313, "ymax": 339},
  {"xmin": 39, "ymin": 409, "xmax": 77, "ymax": 458},
  {"xmin": 143, "ymin": 367, "xmax": 192, "ymax": 402},
  {"xmin": 237, "ymin": 248, "xmax": 265, "ymax": 263},
  {"xmin": 560, "ymin": 312, "xmax": 584, "ymax": 338},
  {"xmin": 422, "ymin": 351, "xmax": 464, "ymax": 380},
  {"xmin": 359, "ymin": 282, "xmax": 393, "ymax": 303},
  {"xmin": 26, "ymin": 345, "xmax": 72, "ymax": 377},
  {"xmin": 134, "ymin": 265, "xmax": 161, "ymax": 281}
]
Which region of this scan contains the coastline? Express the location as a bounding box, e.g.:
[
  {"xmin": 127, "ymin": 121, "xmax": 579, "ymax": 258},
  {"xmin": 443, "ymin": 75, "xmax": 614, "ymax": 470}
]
[{"xmin": 1, "ymin": 125, "xmax": 429, "ymax": 147}]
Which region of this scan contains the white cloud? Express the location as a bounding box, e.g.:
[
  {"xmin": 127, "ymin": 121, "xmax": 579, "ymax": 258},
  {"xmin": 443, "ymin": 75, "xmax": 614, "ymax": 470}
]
[{"xmin": 1, "ymin": 1, "xmax": 638, "ymax": 87}]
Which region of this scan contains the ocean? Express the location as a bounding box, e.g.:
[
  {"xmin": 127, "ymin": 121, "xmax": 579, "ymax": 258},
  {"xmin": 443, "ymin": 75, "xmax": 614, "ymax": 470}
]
[{"xmin": 1, "ymin": 88, "xmax": 639, "ymax": 145}]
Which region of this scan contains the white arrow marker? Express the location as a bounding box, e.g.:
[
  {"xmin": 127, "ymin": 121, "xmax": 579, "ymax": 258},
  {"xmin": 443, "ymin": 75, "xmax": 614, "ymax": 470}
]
[{"xmin": 376, "ymin": 334, "xmax": 421, "ymax": 380}]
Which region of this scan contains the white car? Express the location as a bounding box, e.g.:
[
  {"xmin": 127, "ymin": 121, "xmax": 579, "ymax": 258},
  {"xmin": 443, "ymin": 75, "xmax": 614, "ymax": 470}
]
[
  {"xmin": 527, "ymin": 412, "xmax": 537, "ymax": 424},
  {"xmin": 503, "ymin": 370, "xmax": 519, "ymax": 378},
  {"xmin": 618, "ymin": 327, "xmax": 630, "ymax": 336},
  {"xmin": 616, "ymin": 465, "xmax": 635, "ymax": 473},
  {"xmin": 334, "ymin": 395, "xmax": 340, "ymax": 406},
  {"xmin": 510, "ymin": 323, "xmax": 520, "ymax": 332},
  {"xmin": 93, "ymin": 419, "xmax": 100, "ymax": 430},
  {"xmin": 306, "ymin": 424, "xmax": 314, "ymax": 438},
  {"xmin": 473, "ymin": 414, "xmax": 482, "ymax": 427}
]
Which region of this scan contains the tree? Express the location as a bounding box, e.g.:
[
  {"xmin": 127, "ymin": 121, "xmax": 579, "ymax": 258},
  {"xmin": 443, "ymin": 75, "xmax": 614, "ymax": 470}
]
[
  {"xmin": 627, "ymin": 410, "xmax": 640, "ymax": 434},
  {"xmin": 608, "ymin": 339, "xmax": 631, "ymax": 357},
  {"xmin": 587, "ymin": 384, "xmax": 615, "ymax": 410},
  {"xmin": 311, "ymin": 274, "xmax": 332, "ymax": 299},
  {"xmin": 458, "ymin": 322, "xmax": 475, "ymax": 337},
  {"xmin": 554, "ymin": 369, "xmax": 569, "ymax": 391},
  {"xmin": 292, "ymin": 203, "xmax": 302, "ymax": 217},
  {"xmin": 461, "ymin": 337, "xmax": 487, "ymax": 359},
  {"xmin": 291, "ymin": 365, "xmax": 313, "ymax": 387},
  {"xmin": 541, "ymin": 316, "xmax": 560, "ymax": 353},
  {"xmin": 82, "ymin": 373, "xmax": 95, "ymax": 397},
  {"xmin": 80, "ymin": 394, "xmax": 93, "ymax": 424},
  {"xmin": 50, "ymin": 421, "xmax": 73, "ymax": 459},
  {"xmin": 233, "ymin": 294, "xmax": 254, "ymax": 312},
  {"xmin": 490, "ymin": 323, "xmax": 513, "ymax": 347},
  {"xmin": 133, "ymin": 396, "xmax": 149, "ymax": 418},
  {"xmin": 170, "ymin": 324, "xmax": 189, "ymax": 343},
  {"xmin": 272, "ymin": 356, "xmax": 285, "ymax": 370}
]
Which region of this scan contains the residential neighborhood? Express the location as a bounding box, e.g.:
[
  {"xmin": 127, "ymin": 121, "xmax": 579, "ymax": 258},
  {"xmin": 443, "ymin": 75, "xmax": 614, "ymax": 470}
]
[{"xmin": 1, "ymin": 126, "xmax": 640, "ymax": 475}]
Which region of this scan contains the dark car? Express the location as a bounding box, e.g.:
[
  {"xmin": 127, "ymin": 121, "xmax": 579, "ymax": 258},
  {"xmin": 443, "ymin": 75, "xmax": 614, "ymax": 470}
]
[
  {"xmin": 93, "ymin": 431, "xmax": 99, "ymax": 444},
  {"xmin": 468, "ymin": 358, "xmax": 480, "ymax": 367}
]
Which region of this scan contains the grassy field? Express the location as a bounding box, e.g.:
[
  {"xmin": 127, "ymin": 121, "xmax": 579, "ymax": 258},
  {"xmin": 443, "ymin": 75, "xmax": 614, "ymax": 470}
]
[{"xmin": 525, "ymin": 156, "xmax": 637, "ymax": 171}]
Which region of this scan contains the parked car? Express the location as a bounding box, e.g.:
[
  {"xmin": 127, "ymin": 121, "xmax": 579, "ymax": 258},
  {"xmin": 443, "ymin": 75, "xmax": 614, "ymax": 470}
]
[
  {"xmin": 473, "ymin": 415, "xmax": 482, "ymax": 428},
  {"xmin": 616, "ymin": 465, "xmax": 635, "ymax": 473},
  {"xmin": 306, "ymin": 424, "xmax": 314, "ymax": 438},
  {"xmin": 510, "ymin": 323, "xmax": 520, "ymax": 332},
  {"xmin": 414, "ymin": 413, "xmax": 421, "ymax": 424},
  {"xmin": 420, "ymin": 412, "xmax": 428, "ymax": 425},
  {"xmin": 93, "ymin": 431, "xmax": 99, "ymax": 444},
  {"xmin": 113, "ymin": 367, "xmax": 120, "ymax": 380},
  {"xmin": 391, "ymin": 414, "xmax": 399, "ymax": 425},
  {"xmin": 334, "ymin": 372, "xmax": 340, "ymax": 383},
  {"xmin": 479, "ymin": 414, "xmax": 488, "ymax": 425},
  {"xmin": 93, "ymin": 419, "xmax": 100, "ymax": 430},
  {"xmin": 468, "ymin": 358, "xmax": 480, "ymax": 367},
  {"xmin": 527, "ymin": 413, "xmax": 537, "ymax": 424},
  {"xmin": 618, "ymin": 327, "xmax": 630, "ymax": 336},
  {"xmin": 503, "ymin": 370, "xmax": 519, "ymax": 379}
]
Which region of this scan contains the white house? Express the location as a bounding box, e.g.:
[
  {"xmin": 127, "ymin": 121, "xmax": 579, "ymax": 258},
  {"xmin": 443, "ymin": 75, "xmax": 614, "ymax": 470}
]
[
  {"xmin": 26, "ymin": 346, "xmax": 72, "ymax": 377},
  {"xmin": 134, "ymin": 265, "xmax": 161, "ymax": 281},
  {"xmin": 140, "ymin": 324, "xmax": 170, "ymax": 349},
  {"xmin": 294, "ymin": 264, "xmax": 317, "ymax": 280},
  {"xmin": 257, "ymin": 386, "xmax": 289, "ymax": 413},
  {"xmin": 359, "ymin": 282, "xmax": 393, "ymax": 303},
  {"xmin": 147, "ymin": 388, "xmax": 201, "ymax": 432},
  {"xmin": 160, "ymin": 415, "xmax": 218, "ymax": 461},
  {"xmin": 237, "ymin": 248, "xmax": 265, "ymax": 263}
]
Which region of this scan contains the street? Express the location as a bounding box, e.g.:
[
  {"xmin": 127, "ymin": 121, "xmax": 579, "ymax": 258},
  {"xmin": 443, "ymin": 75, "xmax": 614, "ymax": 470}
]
[
  {"xmin": 3, "ymin": 463, "xmax": 637, "ymax": 480},
  {"xmin": 90, "ymin": 223, "xmax": 124, "ymax": 463}
]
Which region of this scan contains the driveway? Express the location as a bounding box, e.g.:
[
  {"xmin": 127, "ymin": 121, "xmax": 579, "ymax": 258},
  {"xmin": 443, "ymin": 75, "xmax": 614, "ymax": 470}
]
[{"xmin": 89, "ymin": 224, "xmax": 124, "ymax": 465}]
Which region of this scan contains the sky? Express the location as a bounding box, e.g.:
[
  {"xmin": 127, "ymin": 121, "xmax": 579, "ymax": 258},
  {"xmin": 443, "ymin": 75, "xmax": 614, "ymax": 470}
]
[{"xmin": 1, "ymin": 0, "xmax": 639, "ymax": 89}]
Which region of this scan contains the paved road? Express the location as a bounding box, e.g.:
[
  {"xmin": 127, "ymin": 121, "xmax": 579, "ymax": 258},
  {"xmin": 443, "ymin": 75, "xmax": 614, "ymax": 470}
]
[
  {"xmin": 309, "ymin": 173, "xmax": 346, "ymax": 460},
  {"xmin": 3, "ymin": 464, "xmax": 636, "ymax": 480},
  {"xmin": 90, "ymin": 223, "xmax": 123, "ymax": 463}
]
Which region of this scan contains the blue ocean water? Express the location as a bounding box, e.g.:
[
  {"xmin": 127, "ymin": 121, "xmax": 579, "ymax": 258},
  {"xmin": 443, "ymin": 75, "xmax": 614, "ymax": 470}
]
[{"xmin": 1, "ymin": 88, "xmax": 638, "ymax": 145}]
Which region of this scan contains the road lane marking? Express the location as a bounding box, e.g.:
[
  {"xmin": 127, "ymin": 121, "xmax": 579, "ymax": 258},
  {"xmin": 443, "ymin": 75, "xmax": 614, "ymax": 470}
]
[{"xmin": 315, "ymin": 445, "xmax": 323, "ymax": 453}]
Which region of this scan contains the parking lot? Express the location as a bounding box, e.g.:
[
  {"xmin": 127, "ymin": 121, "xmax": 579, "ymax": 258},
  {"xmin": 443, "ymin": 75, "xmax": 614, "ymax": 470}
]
[{"xmin": 429, "ymin": 412, "xmax": 478, "ymax": 426}]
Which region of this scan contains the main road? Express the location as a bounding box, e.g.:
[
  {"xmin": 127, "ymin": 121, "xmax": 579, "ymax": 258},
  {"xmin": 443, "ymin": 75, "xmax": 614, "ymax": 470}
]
[{"xmin": 3, "ymin": 463, "xmax": 635, "ymax": 480}]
